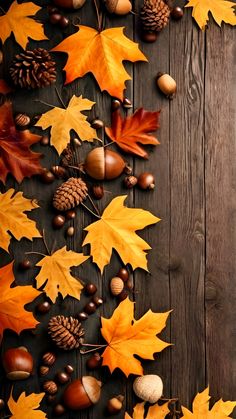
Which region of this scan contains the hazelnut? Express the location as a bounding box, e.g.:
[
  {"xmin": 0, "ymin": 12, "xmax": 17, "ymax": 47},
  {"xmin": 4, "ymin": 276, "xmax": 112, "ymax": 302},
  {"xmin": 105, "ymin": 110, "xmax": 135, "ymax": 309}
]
[
  {"xmin": 42, "ymin": 352, "xmax": 56, "ymax": 366},
  {"xmin": 43, "ymin": 380, "xmax": 58, "ymax": 395}
]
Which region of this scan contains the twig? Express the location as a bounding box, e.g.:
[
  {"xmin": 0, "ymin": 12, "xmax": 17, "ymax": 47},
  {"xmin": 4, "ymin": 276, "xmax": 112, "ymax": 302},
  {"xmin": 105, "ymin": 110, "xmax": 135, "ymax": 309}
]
[
  {"xmin": 93, "ymin": 0, "xmax": 102, "ymax": 32},
  {"xmin": 86, "ymin": 194, "xmax": 101, "ymax": 216},
  {"xmin": 81, "ymin": 202, "xmax": 101, "ymax": 219},
  {"xmin": 25, "ymin": 251, "xmax": 46, "ymax": 257},
  {"xmin": 34, "ymin": 99, "xmax": 55, "ymax": 108},
  {"xmin": 82, "ymin": 343, "xmax": 107, "ymax": 347},
  {"xmin": 0, "ymin": 6, "xmax": 6, "ymax": 14},
  {"xmin": 42, "ymin": 229, "xmax": 51, "ymax": 255},
  {"xmin": 103, "ymin": 141, "xmax": 114, "ymax": 148},
  {"xmin": 80, "ymin": 343, "xmax": 107, "ymax": 355},
  {"xmin": 55, "ymin": 86, "xmax": 67, "ymax": 109}
]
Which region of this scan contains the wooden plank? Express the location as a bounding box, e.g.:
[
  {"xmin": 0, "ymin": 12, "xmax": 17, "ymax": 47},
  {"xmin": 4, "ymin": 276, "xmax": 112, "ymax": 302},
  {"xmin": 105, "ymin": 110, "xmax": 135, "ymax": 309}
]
[
  {"xmin": 205, "ymin": 23, "xmax": 236, "ymax": 404},
  {"xmin": 168, "ymin": 8, "xmax": 206, "ymax": 407}
]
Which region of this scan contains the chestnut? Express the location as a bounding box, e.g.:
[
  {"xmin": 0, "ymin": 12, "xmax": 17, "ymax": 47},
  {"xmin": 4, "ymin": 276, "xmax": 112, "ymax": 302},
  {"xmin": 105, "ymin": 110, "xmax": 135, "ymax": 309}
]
[
  {"xmin": 63, "ymin": 376, "xmax": 102, "ymax": 410},
  {"xmin": 3, "ymin": 347, "xmax": 33, "ymax": 380},
  {"xmin": 84, "ymin": 148, "xmax": 125, "ymax": 180}
]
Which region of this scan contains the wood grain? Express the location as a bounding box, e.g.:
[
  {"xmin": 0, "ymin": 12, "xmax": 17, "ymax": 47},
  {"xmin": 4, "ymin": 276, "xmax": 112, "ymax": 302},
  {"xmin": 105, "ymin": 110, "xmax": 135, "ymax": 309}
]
[{"xmin": 0, "ymin": 1, "xmax": 235, "ymax": 418}]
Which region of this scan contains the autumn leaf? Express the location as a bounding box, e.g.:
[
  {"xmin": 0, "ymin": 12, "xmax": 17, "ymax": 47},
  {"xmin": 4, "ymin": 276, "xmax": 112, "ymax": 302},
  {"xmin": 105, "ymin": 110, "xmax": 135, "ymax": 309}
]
[
  {"xmin": 186, "ymin": 0, "xmax": 236, "ymax": 30},
  {"xmin": 0, "ymin": 1, "xmax": 47, "ymax": 49},
  {"xmin": 0, "ymin": 79, "xmax": 13, "ymax": 94},
  {"xmin": 83, "ymin": 195, "xmax": 160, "ymax": 273},
  {"xmin": 100, "ymin": 298, "xmax": 171, "ymax": 376},
  {"xmin": 0, "ymin": 262, "xmax": 41, "ymax": 341},
  {"xmin": 125, "ymin": 401, "xmax": 170, "ymax": 419},
  {"xmin": 0, "ymin": 102, "xmax": 43, "ymax": 184},
  {"xmin": 8, "ymin": 391, "xmax": 47, "ymax": 419},
  {"xmin": 52, "ymin": 26, "xmax": 147, "ymax": 100},
  {"xmin": 0, "ymin": 188, "xmax": 41, "ymax": 253},
  {"xmin": 35, "ymin": 95, "xmax": 98, "ymax": 155},
  {"xmin": 105, "ymin": 108, "xmax": 160, "ymax": 158},
  {"xmin": 35, "ymin": 247, "xmax": 89, "ymax": 303},
  {"xmin": 181, "ymin": 387, "xmax": 236, "ymax": 418}
]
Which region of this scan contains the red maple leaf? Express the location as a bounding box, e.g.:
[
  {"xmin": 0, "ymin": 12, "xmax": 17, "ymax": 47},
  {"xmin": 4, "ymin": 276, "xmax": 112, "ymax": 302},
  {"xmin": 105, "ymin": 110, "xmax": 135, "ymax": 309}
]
[
  {"xmin": 0, "ymin": 102, "xmax": 43, "ymax": 184},
  {"xmin": 105, "ymin": 108, "xmax": 160, "ymax": 158}
]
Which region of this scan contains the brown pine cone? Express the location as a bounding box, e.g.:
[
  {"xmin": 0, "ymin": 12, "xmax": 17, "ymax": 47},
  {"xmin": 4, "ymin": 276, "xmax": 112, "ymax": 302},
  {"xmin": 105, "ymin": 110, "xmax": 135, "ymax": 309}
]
[
  {"xmin": 61, "ymin": 143, "xmax": 74, "ymax": 167},
  {"xmin": 53, "ymin": 177, "xmax": 88, "ymax": 211},
  {"xmin": 48, "ymin": 315, "xmax": 85, "ymax": 350},
  {"xmin": 140, "ymin": 0, "xmax": 170, "ymax": 32},
  {"xmin": 9, "ymin": 48, "xmax": 56, "ymax": 89}
]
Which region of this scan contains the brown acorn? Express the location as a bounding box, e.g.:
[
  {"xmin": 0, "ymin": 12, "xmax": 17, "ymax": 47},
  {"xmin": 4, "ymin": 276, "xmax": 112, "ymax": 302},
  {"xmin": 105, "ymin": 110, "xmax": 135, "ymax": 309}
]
[
  {"xmin": 3, "ymin": 347, "xmax": 33, "ymax": 380},
  {"xmin": 43, "ymin": 380, "xmax": 58, "ymax": 395},
  {"xmin": 63, "ymin": 376, "xmax": 102, "ymax": 410},
  {"xmin": 156, "ymin": 72, "xmax": 177, "ymax": 98},
  {"xmin": 91, "ymin": 184, "xmax": 104, "ymax": 200},
  {"xmin": 107, "ymin": 395, "xmax": 124, "ymax": 415},
  {"xmin": 86, "ymin": 352, "xmax": 102, "ymax": 370},
  {"xmin": 84, "ymin": 148, "xmax": 125, "ymax": 180},
  {"xmin": 53, "ymin": 0, "xmax": 86, "ymax": 9},
  {"xmin": 42, "ymin": 352, "xmax": 56, "ymax": 366},
  {"xmin": 137, "ymin": 173, "xmax": 155, "ymax": 190},
  {"xmin": 104, "ymin": 0, "xmax": 132, "ymax": 14}
]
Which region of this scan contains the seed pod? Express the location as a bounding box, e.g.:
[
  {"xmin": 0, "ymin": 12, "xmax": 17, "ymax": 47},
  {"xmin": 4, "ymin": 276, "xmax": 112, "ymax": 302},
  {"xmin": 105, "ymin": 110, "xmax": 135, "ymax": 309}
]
[
  {"xmin": 133, "ymin": 374, "xmax": 163, "ymax": 403},
  {"xmin": 84, "ymin": 147, "xmax": 125, "ymax": 180},
  {"xmin": 156, "ymin": 73, "xmax": 177, "ymax": 98},
  {"xmin": 104, "ymin": 0, "xmax": 132, "ymax": 15},
  {"xmin": 110, "ymin": 277, "xmax": 124, "ymax": 296},
  {"xmin": 63, "ymin": 376, "xmax": 102, "ymax": 410}
]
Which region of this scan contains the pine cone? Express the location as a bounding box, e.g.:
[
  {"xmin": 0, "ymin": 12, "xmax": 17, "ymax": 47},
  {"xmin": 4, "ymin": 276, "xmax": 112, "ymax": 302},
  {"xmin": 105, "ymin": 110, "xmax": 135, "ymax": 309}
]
[
  {"xmin": 61, "ymin": 144, "xmax": 74, "ymax": 167},
  {"xmin": 140, "ymin": 0, "xmax": 170, "ymax": 32},
  {"xmin": 9, "ymin": 48, "xmax": 56, "ymax": 89},
  {"xmin": 48, "ymin": 315, "xmax": 85, "ymax": 350},
  {"xmin": 53, "ymin": 177, "xmax": 88, "ymax": 211}
]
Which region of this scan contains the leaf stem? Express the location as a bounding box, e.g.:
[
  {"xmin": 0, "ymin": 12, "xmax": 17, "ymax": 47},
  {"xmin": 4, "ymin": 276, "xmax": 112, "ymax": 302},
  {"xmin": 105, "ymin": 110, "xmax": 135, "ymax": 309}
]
[
  {"xmin": 93, "ymin": 0, "xmax": 102, "ymax": 32},
  {"xmin": 80, "ymin": 344, "xmax": 107, "ymax": 354},
  {"xmin": 86, "ymin": 193, "xmax": 100, "ymax": 216},
  {"xmin": 42, "ymin": 229, "xmax": 51, "ymax": 255},
  {"xmin": 34, "ymin": 99, "xmax": 55, "ymax": 108},
  {"xmin": 81, "ymin": 202, "xmax": 101, "ymax": 219},
  {"xmin": 103, "ymin": 141, "xmax": 114, "ymax": 148},
  {"xmin": 25, "ymin": 251, "xmax": 46, "ymax": 257},
  {"xmin": 0, "ymin": 6, "xmax": 6, "ymax": 14},
  {"xmin": 55, "ymin": 86, "xmax": 67, "ymax": 109},
  {"xmin": 82, "ymin": 343, "xmax": 107, "ymax": 347}
]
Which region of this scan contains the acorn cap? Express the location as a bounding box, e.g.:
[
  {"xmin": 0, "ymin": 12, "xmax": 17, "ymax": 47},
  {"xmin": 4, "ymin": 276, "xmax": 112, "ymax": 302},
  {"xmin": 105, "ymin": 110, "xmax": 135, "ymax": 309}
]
[
  {"xmin": 82, "ymin": 376, "xmax": 102, "ymax": 404},
  {"xmin": 104, "ymin": 0, "xmax": 118, "ymax": 13}
]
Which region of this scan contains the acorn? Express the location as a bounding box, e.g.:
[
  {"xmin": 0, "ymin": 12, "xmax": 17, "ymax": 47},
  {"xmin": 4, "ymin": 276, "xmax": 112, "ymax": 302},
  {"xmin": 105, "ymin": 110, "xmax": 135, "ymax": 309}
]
[
  {"xmin": 84, "ymin": 148, "xmax": 125, "ymax": 180},
  {"xmin": 42, "ymin": 352, "xmax": 56, "ymax": 366},
  {"xmin": 171, "ymin": 6, "xmax": 184, "ymax": 20},
  {"xmin": 133, "ymin": 374, "xmax": 163, "ymax": 403},
  {"xmin": 43, "ymin": 380, "xmax": 58, "ymax": 395},
  {"xmin": 107, "ymin": 395, "xmax": 124, "ymax": 415},
  {"xmin": 124, "ymin": 175, "xmax": 137, "ymax": 189},
  {"xmin": 3, "ymin": 347, "xmax": 33, "ymax": 380},
  {"xmin": 53, "ymin": 0, "xmax": 86, "ymax": 9},
  {"xmin": 137, "ymin": 173, "xmax": 155, "ymax": 190},
  {"xmin": 19, "ymin": 259, "xmax": 32, "ymax": 270},
  {"xmin": 52, "ymin": 214, "xmax": 66, "ymax": 229},
  {"xmin": 142, "ymin": 31, "xmax": 158, "ymax": 43},
  {"xmin": 63, "ymin": 376, "xmax": 102, "ymax": 410},
  {"xmin": 156, "ymin": 72, "xmax": 177, "ymax": 98},
  {"xmin": 91, "ymin": 118, "xmax": 104, "ymax": 129},
  {"xmin": 91, "ymin": 184, "xmax": 104, "ymax": 200},
  {"xmin": 110, "ymin": 277, "xmax": 124, "ymax": 296},
  {"xmin": 40, "ymin": 169, "xmax": 55, "ymax": 184},
  {"xmin": 15, "ymin": 113, "xmax": 31, "ymax": 128},
  {"xmin": 117, "ymin": 267, "xmax": 129, "ymax": 282},
  {"xmin": 86, "ymin": 352, "xmax": 102, "ymax": 370},
  {"xmin": 39, "ymin": 365, "xmax": 49, "ymax": 376},
  {"xmin": 104, "ymin": 0, "xmax": 132, "ymax": 15}
]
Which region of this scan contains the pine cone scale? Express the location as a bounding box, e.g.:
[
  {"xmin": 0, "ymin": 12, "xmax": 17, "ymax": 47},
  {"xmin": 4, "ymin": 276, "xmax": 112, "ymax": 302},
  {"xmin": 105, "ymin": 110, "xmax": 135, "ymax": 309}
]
[
  {"xmin": 48, "ymin": 315, "xmax": 85, "ymax": 350},
  {"xmin": 140, "ymin": 0, "xmax": 170, "ymax": 32},
  {"xmin": 53, "ymin": 177, "xmax": 88, "ymax": 211}
]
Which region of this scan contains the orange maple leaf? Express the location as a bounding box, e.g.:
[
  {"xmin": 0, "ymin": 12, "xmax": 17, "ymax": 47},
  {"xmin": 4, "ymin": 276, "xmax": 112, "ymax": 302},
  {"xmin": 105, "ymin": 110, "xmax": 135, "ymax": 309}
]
[
  {"xmin": 100, "ymin": 298, "xmax": 171, "ymax": 376},
  {"xmin": 125, "ymin": 401, "xmax": 170, "ymax": 419},
  {"xmin": 52, "ymin": 26, "xmax": 147, "ymax": 100},
  {"xmin": 0, "ymin": 262, "xmax": 41, "ymax": 341},
  {"xmin": 8, "ymin": 391, "xmax": 47, "ymax": 419},
  {"xmin": 0, "ymin": 102, "xmax": 43, "ymax": 184},
  {"xmin": 105, "ymin": 108, "xmax": 160, "ymax": 158},
  {"xmin": 0, "ymin": 1, "xmax": 47, "ymax": 49}
]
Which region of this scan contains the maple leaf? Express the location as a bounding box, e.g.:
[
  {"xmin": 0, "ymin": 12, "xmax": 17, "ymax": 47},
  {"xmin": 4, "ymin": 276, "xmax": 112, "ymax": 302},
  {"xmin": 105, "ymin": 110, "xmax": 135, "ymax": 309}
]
[
  {"xmin": 105, "ymin": 108, "xmax": 160, "ymax": 158},
  {"xmin": 100, "ymin": 298, "xmax": 171, "ymax": 376},
  {"xmin": 0, "ymin": 102, "xmax": 43, "ymax": 184},
  {"xmin": 83, "ymin": 195, "xmax": 160, "ymax": 273},
  {"xmin": 125, "ymin": 401, "xmax": 170, "ymax": 419},
  {"xmin": 0, "ymin": 262, "xmax": 41, "ymax": 341},
  {"xmin": 35, "ymin": 247, "xmax": 90, "ymax": 303},
  {"xmin": 0, "ymin": 188, "xmax": 41, "ymax": 253},
  {"xmin": 181, "ymin": 387, "xmax": 236, "ymax": 418},
  {"xmin": 51, "ymin": 26, "xmax": 147, "ymax": 100},
  {"xmin": 0, "ymin": 1, "xmax": 47, "ymax": 49},
  {"xmin": 186, "ymin": 0, "xmax": 236, "ymax": 30},
  {"xmin": 8, "ymin": 391, "xmax": 47, "ymax": 419},
  {"xmin": 35, "ymin": 95, "xmax": 98, "ymax": 155}
]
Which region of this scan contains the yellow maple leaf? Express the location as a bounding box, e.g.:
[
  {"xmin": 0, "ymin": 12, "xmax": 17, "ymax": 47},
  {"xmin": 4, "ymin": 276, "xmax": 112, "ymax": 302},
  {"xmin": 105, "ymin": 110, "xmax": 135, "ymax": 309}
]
[
  {"xmin": 35, "ymin": 246, "xmax": 89, "ymax": 303},
  {"xmin": 52, "ymin": 26, "xmax": 147, "ymax": 100},
  {"xmin": 0, "ymin": 1, "xmax": 47, "ymax": 49},
  {"xmin": 35, "ymin": 95, "xmax": 98, "ymax": 155},
  {"xmin": 125, "ymin": 401, "xmax": 170, "ymax": 419},
  {"xmin": 186, "ymin": 0, "xmax": 236, "ymax": 30},
  {"xmin": 101, "ymin": 298, "xmax": 171, "ymax": 376},
  {"xmin": 8, "ymin": 391, "xmax": 47, "ymax": 419},
  {"xmin": 181, "ymin": 387, "xmax": 236, "ymax": 418},
  {"xmin": 83, "ymin": 195, "xmax": 160, "ymax": 273},
  {"xmin": 0, "ymin": 262, "xmax": 41, "ymax": 341},
  {"xmin": 0, "ymin": 188, "xmax": 41, "ymax": 253}
]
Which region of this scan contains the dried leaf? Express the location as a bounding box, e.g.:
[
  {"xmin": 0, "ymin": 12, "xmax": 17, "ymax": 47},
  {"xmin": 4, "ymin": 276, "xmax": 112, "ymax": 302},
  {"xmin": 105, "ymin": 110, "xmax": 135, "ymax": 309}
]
[
  {"xmin": 181, "ymin": 387, "xmax": 236, "ymax": 418},
  {"xmin": 35, "ymin": 246, "xmax": 89, "ymax": 303},
  {"xmin": 0, "ymin": 188, "xmax": 41, "ymax": 253},
  {"xmin": 35, "ymin": 95, "xmax": 98, "ymax": 155},
  {"xmin": 8, "ymin": 391, "xmax": 47, "ymax": 419},
  {"xmin": 0, "ymin": 1, "xmax": 47, "ymax": 49},
  {"xmin": 83, "ymin": 195, "xmax": 160, "ymax": 273},
  {"xmin": 0, "ymin": 102, "xmax": 43, "ymax": 184},
  {"xmin": 186, "ymin": 0, "xmax": 236, "ymax": 29},
  {"xmin": 105, "ymin": 108, "xmax": 160, "ymax": 158},
  {"xmin": 101, "ymin": 298, "xmax": 171, "ymax": 376},
  {"xmin": 52, "ymin": 26, "xmax": 147, "ymax": 100},
  {"xmin": 0, "ymin": 79, "xmax": 13, "ymax": 94},
  {"xmin": 125, "ymin": 401, "xmax": 170, "ymax": 418},
  {"xmin": 0, "ymin": 262, "xmax": 41, "ymax": 341}
]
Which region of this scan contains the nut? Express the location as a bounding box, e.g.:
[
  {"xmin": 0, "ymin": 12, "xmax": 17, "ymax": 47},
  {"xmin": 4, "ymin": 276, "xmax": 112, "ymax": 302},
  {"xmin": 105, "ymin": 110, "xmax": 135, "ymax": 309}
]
[
  {"xmin": 133, "ymin": 374, "xmax": 163, "ymax": 403},
  {"xmin": 110, "ymin": 277, "xmax": 124, "ymax": 296},
  {"xmin": 43, "ymin": 380, "xmax": 58, "ymax": 395},
  {"xmin": 42, "ymin": 352, "xmax": 56, "ymax": 366}
]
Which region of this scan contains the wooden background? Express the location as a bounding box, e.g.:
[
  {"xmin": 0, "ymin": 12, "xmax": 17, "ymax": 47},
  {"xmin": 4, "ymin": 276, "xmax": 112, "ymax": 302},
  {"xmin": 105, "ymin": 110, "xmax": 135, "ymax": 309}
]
[{"xmin": 0, "ymin": 0, "xmax": 236, "ymax": 417}]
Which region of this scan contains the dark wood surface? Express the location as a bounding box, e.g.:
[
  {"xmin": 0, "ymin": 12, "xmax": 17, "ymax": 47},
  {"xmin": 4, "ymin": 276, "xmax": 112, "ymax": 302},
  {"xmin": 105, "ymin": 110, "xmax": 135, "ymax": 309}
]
[{"xmin": 0, "ymin": 0, "xmax": 235, "ymax": 418}]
